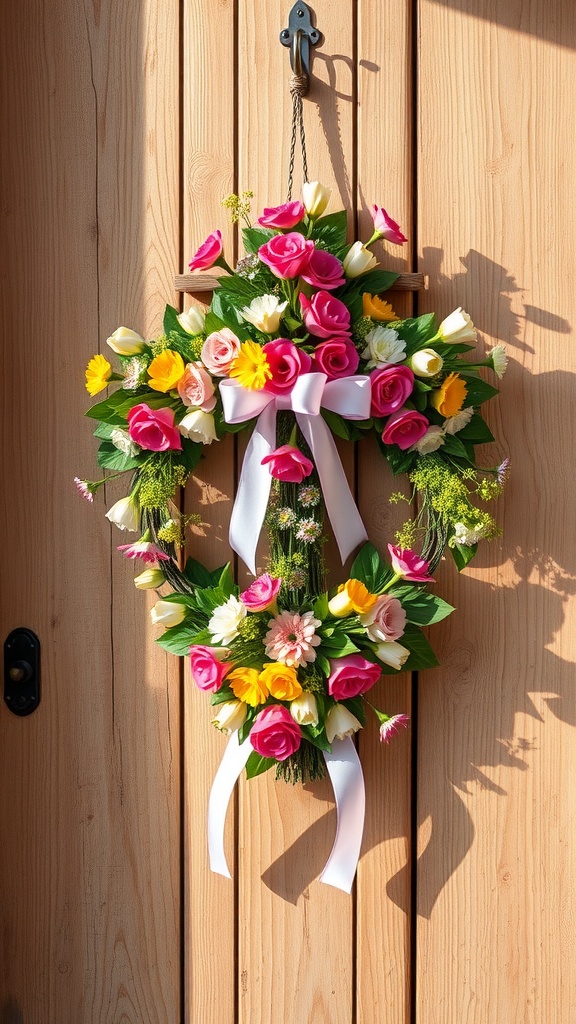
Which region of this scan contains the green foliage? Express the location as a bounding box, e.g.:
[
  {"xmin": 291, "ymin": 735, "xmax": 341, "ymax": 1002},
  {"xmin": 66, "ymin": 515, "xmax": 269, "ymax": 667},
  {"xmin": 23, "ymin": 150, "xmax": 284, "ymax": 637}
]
[
  {"xmin": 350, "ymin": 542, "xmax": 393, "ymax": 592},
  {"xmin": 245, "ymin": 751, "xmax": 276, "ymax": 779},
  {"xmin": 389, "ymin": 585, "xmax": 454, "ymax": 625}
]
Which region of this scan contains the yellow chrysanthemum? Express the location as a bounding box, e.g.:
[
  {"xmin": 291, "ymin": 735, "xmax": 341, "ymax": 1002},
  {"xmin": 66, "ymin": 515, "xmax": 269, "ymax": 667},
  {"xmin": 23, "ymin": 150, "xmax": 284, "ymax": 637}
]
[
  {"xmin": 229, "ymin": 340, "xmax": 272, "ymax": 390},
  {"xmin": 147, "ymin": 349, "xmax": 186, "ymax": 392},
  {"xmin": 328, "ymin": 578, "xmax": 378, "ymax": 618},
  {"xmin": 228, "ymin": 666, "xmax": 269, "ymax": 707},
  {"xmin": 85, "ymin": 353, "xmax": 112, "ymax": 396},
  {"xmin": 431, "ymin": 372, "xmax": 467, "ymax": 418},
  {"xmin": 259, "ymin": 663, "xmax": 302, "ymax": 701},
  {"xmin": 363, "ymin": 293, "xmax": 397, "ymax": 321}
]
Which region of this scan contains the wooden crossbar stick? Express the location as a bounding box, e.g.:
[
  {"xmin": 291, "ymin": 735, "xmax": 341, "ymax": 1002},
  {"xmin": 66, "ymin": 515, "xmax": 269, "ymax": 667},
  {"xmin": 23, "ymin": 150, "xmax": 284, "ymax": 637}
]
[{"xmin": 174, "ymin": 272, "xmax": 425, "ymax": 294}]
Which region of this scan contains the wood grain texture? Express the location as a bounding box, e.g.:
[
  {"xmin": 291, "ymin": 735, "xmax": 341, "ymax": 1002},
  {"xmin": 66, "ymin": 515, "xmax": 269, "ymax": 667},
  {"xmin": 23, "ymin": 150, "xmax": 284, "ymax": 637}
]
[
  {"xmin": 0, "ymin": 1, "xmax": 181, "ymax": 1022},
  {"xmin": 356, "ymin": 2, "xmax": 414, "ymax": 1018},
  {"xmin": 182, "ymin": 1, "xmax": 237, "ymax": 1022},
  {"xmin": 416, "ymin": 1, "xmax": 576, "ymax": 1021},
  {"xmin": 175, "ymin": 272, "xmax": 426, "ymax": 292},
  {"xmin": 236, "ymin": 2, "xmax": 355, "ymax": 1021}
]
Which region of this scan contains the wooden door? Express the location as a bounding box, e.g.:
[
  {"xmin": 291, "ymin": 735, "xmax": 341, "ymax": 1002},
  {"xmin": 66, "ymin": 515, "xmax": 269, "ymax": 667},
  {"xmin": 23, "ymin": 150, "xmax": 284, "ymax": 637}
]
[{"xmin": 1, "ymin": 1, "xmax": 575, "ymax": 1022}]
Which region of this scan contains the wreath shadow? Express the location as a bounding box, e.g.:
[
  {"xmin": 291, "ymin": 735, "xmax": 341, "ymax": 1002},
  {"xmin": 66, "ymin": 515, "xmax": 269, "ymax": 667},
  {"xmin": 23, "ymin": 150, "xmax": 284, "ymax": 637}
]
[{"xmin": 257, "ymin": 246, "xmax": 575, "ymax": 912}]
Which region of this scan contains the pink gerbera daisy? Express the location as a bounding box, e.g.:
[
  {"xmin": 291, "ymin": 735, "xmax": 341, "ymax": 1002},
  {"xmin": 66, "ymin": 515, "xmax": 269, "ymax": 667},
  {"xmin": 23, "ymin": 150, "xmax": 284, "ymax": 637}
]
[
  {"xmin": 117, "ymin": 541, "xmax": 170, "ymax": 564},
  {"xmin": 264, "ymin": 610, "xmax": 322, "ymax": 668},
  {"xmin": 379, "ymin": 713, "xmax": 410, "ymax": 744}
]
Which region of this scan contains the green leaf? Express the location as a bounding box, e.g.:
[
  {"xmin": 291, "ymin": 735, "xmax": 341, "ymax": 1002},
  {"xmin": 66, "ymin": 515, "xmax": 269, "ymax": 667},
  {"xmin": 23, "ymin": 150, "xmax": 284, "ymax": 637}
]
[
  {"xmin": 183, "ymin": 557, "xmax": 213, "ymax": 588},
  {"xmin": 242, "ymin": 226, "xmax": 275, "ymax": 254},
  {"xmin": 450, "ymin": 541, "xmax": 478, "ymax": 571},
  {"xmin": 316, "ymin": 653, "xmax": 331, "ymax": 677},
  {"xmin": 390, "ymin": 585, "xmax": 455, "ymax": 625},
  {"xmin": 353, "ymin": 269, "xmax": 400, "ymax": 295},
  {"xmin": 441, "ymin": 433, "xmax": 470, "ymax": 459},
  {"xmin": 163, "ymin": 304, "xmax": 184, "ymax": 336},
  {"xmin": 155, "ymin": 626, "xmax": 199, "ymax": 656},
  {"xmin": 350, "ymin": 542, "xmax": 393, "ymax": 592},
  {"xmin": 313, "ymin": 210, "xmax": 349, "ymax": 250},
  {"xmin": 459, "ymin": 373, "xmax": 499, "ymax": 407},
  {"xmin": 86, "ymin": 390, "xmax": 179, "ymax": 426},
  {"xmin": 376, "ymin": 433, "xmax": 417, "ymax": 476},
  {"xmin": 313, "ymin": 593, "xmax": 329, "ymax": 620},
  {"xmin": 93, "ymin": 422, "xmax": 117, "ymax": 440},
  {"xmin": 96, "ymin": 441, "xmax": 142, "ymax": 471},
  {"xmin": 218, "ymin": 563, "xmax": 236, "ymax": 598},
  {"xmin": 301, "ymin": 726, "xmax": 332, "ymax": 752},
  {"xmin": 321, "ymin": 408, "xmax": 353, "ymax": 440},
  {"xmin": 319, "ymin": 634, "xmax": 360, "ymax": 657},
  {"xmin": 210, "ymin": 685, "xmax": 236, "ymax": 706},
  {"xmin": 245, "ymin": 751, "xmax": 277, "ymax": 779},
  {"xmin": 396, "ymin": 313, "xmax": 438, "ymax": 357},
  {"xmin": 456, "ymin": 413, "xmax": 495, "ymax": 444},
  {"xmin": 399, "ymin": 624, "xmax": 439, "ymax": 670},
  {"xmin": 177, "ymin": 439, "xmax": 203, "ymax": 475}
]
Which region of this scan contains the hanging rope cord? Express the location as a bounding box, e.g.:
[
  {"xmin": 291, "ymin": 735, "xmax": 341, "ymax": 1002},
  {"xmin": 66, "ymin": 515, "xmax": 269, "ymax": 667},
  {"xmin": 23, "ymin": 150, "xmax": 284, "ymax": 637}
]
[{"xmin": 287, "ymin": 71, "xmax": 309, "ymax": 201}]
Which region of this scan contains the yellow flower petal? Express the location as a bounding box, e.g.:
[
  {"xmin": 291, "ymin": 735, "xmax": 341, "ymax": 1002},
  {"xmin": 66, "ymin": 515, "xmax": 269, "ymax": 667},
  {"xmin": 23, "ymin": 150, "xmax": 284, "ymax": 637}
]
[
  {"xmin": 431, "ymin": 372, "xmax": 467, "ymax": 418},
  {"xmin": 85, "ymin": 353, "xmax": 112, "ymax": 396},
  {"xmin": 328, "ymin": 578, "xmax": 378, "ymax": 617},
  {"xmin": 259, "ymin": 663, "xmax": 302, "ymax": 701},
  {"xmin": 229, "ymin": 340, "xmax": 272, "ymax": 390},
  {"xmin": 228, "ymin": 666, "xmax": 269, "ymax": 707},
  {"xmin": 147, "ymin": 349, "xmax": 186, "ymax": 393},
  {"xmin": 362, "ymin": 293, "xmax": 397, "ymax": 321}
]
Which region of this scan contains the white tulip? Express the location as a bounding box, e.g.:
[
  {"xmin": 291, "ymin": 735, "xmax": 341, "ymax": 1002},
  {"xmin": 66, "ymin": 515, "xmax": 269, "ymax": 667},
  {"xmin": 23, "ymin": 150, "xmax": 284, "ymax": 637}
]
[
  {"xmin": 134, "ymin": 568, "xmax": 165, "ymax": 590},
  {"xmin": 409, "ymin": 348, "xmax": 443, "ymax": 378},
  {"xmin": 375, "ymin": 641, "xmax": 411, "ymax": 671},
  {"xmin": 290, "ymin": 692, "xmax": 319, "ymax": 727},
  {"xmin": 105, "ymin": 495, "xmax": 140, "ymax": 532},
  {"xmin": 211, "ymin": 700, "xmax": 248, "ymax": 735},
  {"xmin": 302, "ymin": 181, "xmax": 331, "ymax": 218},
  {"xmin": 325, "ymin": 704, "xmax": 363, "ymax": 743},
  {"xmin": 106, "ymin": 326, "xmax": 146, "ymax": 356},
  {"xmin": 342, "ymin": 241, "xmax": 378, "ymax": 278},
  {"xmin": 150, "ymin": 600, "xmax": 187, "ymax": 627},
  {"xmin": 177, "ymin": 306, "xmax": 205, "ymax": 335},
  {"xmin": 178, "ymin": 409, "xmax": 218, "ymax": 445},
  {"xmin": 438, "ymin": 307, "xmax": 476, "ymax": 343}
]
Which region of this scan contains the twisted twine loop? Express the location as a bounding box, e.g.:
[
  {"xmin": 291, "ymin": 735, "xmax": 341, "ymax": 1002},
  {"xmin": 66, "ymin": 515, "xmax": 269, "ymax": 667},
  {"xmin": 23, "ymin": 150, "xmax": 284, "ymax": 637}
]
[{"xmin": 287, "ymin": 72, "xmax": 309, "ymax": 200}]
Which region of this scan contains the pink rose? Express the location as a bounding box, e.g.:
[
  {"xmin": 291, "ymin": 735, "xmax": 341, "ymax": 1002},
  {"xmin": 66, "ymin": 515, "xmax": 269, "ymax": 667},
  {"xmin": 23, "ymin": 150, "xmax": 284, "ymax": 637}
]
[
  {"xmin": 262, "ymin": 339, "xmax": 312, "ymax": 395},
  {"xmin": 258, "ymin": 201, "xmax": 305, "ymax": 229},
  {"xmin": 300, "ymin": 249, "xmax": 346, "ymax": 290},
  {"xmin": 312, "ymin": 339, "xmax": 359, "ymax": 379},
  {"xmin": 371, "ymin": 205, "xmax": 407, "ymax": 245},
  {"xmin": 249, "ymin": 705, "xmax": 302, "ymax": 761},
  {"xmin": 381, "ymin": 407, "xmax": 429, "ymax": 450},
  {"xmin": 299, "ymin": 290, "xmax": 351, "ymax": 339},
  {"xmin": 127, "ymin": 403, "xmax": 182, "ymax": 451},
  {"xmin": 370, "ymin": 365, "xmax": 415, "ymax": 417},
  {"xmin": 327, "ymin": 654, "xmax": 381, "ymax": 700},
  {"xmin": 261, "ymin": 444, "xmax": 314, "ymax": 483},
  {"xmin": 200, "ymin": 328, "xmax": 241, "ymax": 376},
  {"xmin": 258, "ymin": 232, "xmax": 314, "ymax": 279},
  {"xmin": 177, "ymin": 361, "xmax": 216, "ymax": 411},
  {"xmin": 240, "ymin": 573, "xmax": 282, "ymax": 612},
  {"xmin": 189, "ymin": 229, "xmax": 223, "ymax": 271},
  {"xmin": 359, "ymin": 595, "xmax": 406, "ymax": 642},
  {"xmin": 388, "ymin": 544, "xmax": 434, "ymax": 583},
  {"xmin": 189, "ymin": 645, "xmax": 231, "ymax": 693}
]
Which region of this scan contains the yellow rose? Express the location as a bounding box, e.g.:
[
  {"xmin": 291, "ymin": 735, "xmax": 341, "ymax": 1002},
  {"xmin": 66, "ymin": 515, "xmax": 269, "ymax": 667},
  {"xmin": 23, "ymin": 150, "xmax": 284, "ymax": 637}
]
[
  {"xmin": 328, "ymin": 579, "xmax": 378, "ymax": 617},
  {"xmin": 228, "ymin": 667, "xmax": 269, "ymax": 707},
  {"xmin": 259, "ymin": 663, "xmax": 302, "ymax": 701},
  {"xmin": 147, "ymin": 349, "xmax": 186, "ymax": 392},
  {"xmin": 362, "ymin": 293, "xmax": 397, "ymax": 321},
  {"xmin": 431, "ymin": 372, "xmax": 467, "ymax": 418}
]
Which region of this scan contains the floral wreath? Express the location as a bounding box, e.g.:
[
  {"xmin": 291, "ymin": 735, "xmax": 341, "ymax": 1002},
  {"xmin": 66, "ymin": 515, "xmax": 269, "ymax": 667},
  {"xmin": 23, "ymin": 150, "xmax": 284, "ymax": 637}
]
[{"xmin": 77, "ymin": 184, "xmax": 507, "ymax": 890}]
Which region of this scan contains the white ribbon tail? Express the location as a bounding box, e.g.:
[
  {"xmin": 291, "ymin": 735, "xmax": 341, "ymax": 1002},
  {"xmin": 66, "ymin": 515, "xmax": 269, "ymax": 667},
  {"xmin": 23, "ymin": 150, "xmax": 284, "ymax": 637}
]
[
  {"xmin": 207, "ymin": 730, "xmax": 253, "ymax": 878},
  {"xmin": 298, "ymin": 413, "xmax": 368, "ymax": 563},
  {"xmin": 319, "ymin": 737, "xmax": 365, "ymax": 893},
  {"xmin": 228, "ymin": 402, "xmax": 277, "ymax": 575}
]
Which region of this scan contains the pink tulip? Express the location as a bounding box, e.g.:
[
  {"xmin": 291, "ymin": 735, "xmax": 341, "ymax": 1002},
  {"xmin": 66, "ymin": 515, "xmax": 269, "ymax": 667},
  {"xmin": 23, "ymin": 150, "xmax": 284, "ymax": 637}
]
[
  {"xmin": 188, "ymin": 229, "xmax": 223, "ymax": 271},
  {"xmin": 258, "ymin": 201, "xmax": 305, "ymax": 229},
  {"xmin": 387, "ymin": 544, "xmax": 435, "ymax": 583},
  {"xmin": 371, "ymin": 205, "xmax": 407, "ymax": 245}
]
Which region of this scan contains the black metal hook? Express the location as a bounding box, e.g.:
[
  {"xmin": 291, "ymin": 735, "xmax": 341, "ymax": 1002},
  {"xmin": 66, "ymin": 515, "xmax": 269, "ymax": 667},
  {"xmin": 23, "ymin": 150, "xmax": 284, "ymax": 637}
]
[{"xmin": 280, "ymin": 3, "xmax": 321, "ymax": 96}]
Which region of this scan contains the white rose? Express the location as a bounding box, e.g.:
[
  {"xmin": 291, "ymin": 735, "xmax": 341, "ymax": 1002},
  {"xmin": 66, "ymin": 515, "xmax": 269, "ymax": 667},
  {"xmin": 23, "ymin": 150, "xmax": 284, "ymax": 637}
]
[
  {"xmin": 325, "ymin": 704, "xmax": 363, "ymax": 743},
  {"xmin": 208, "ymin": 595, "xmax": 247, "ymax": 645},
  {"xmin": 105, "ymin": 495, "xmax": 140, "ymax": 532},
  {"xmin": 241, "ymin": 294, "xmax": 288, "ymax": 334},
  {"xmin": 134, "ymin": 568, "xmax": 165, "ymax": 590},
  {"xmin": 375, "ymin": 641, "xmax": 411, "ymax": 671},
  {"xmin": 290, "ymin": 692, "xmax": 319, "ymax": 727},
  {"xmin": 150, "ymin": 600, "xmax": 187, "ymax": 627},
  {"xmin": 342, "ymin": 241, "xmax": 378, "ymax": 278},
  {"xmin": 110, "ymin": 427, "xmax": 141, "ymax": 457},
  {"xmin": 177, "ymin": 306, "xmax": 205, "ymax": 335},
  {"xmin": 211, "ymin": 700, "xmax": 248, "ymax": 735},
  {"xmin": 302, "ymin": 181, "xmax": 331, "ymax": 218},
  {"xmin": 106, "ymin": 326, "xmax": 146, "ymax": 356},
  {"xmin": 409, "ymin": 348, "xmax": 443, "ymax": 377},
  {"xmin": 178, "ymin": 409, "xmax": 218, "ymax": 445},
  {"xmin": 362, "ymin": 326, "xmax": 406, "ymax": 368},
  {"xmin": 438, "ymin": 307, "xmax": 476, "ymax": 343},
  {"xmin": 410, "ymin": 425, "xmax": 446, "ymax": 454}
]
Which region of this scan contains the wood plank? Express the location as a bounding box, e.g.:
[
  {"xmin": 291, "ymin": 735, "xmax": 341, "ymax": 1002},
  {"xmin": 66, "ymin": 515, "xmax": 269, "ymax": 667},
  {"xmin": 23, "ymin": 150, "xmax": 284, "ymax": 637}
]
[
  {"xmin": 0, "ymin": 1, "xmax": 181, "ymax": 1021},
  {"xmin": 175, "ymin": 272, "xmax": 426, "ymax": 293},
  {"xmin": 181, "ymin": 1, "xmax": 237, "ymax": 1021},
  {"xmin": 356, "ymin": 2, "xmax": 414, "ymax": 1020},
  {"xmin": 416, "ymin": 2, "xmax": 576, "ymax": 1021},
  {"xmin": 236, "ymin": 2, "xmax": 355, "ymax": 1021}
]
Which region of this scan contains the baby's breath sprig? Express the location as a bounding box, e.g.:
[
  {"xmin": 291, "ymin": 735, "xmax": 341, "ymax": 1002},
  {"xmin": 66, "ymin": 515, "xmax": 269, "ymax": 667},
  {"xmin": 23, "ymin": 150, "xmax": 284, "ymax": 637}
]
[{"xmin": 221, "ymin": 190, "xmax": 254, "ymax": 227}]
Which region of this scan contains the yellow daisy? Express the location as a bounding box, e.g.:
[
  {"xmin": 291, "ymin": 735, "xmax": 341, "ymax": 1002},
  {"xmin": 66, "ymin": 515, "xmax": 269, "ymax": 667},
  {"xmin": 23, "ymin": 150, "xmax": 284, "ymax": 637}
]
[
  {"xmin": 431, "ymin": 372, "xmax": 468, "ymax": 418},
  {"xmin": 147, "ymin": 349, "xmax": 186, "ymax": 392},
  {"xmin": 362, "ymin": 293, "xmax": 397, "ymax": 321},
  {"xmin": 229, "ymin": 340, "xmax": 272, "ymax": 390},
  {"xmin": 85, "ymin": 353, "xmax": 112, "ymax": 396}
]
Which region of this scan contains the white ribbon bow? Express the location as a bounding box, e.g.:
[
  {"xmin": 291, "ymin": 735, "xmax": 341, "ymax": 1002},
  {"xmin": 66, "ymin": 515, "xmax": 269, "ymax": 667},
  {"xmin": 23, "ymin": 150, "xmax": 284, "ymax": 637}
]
[
  {"xmin": 220, "ymin": 372, "xmax": 371, "ymax": 574},
  {"xmin": 208, "ymin": 732, "xmax": 365, "ymax": 893}
]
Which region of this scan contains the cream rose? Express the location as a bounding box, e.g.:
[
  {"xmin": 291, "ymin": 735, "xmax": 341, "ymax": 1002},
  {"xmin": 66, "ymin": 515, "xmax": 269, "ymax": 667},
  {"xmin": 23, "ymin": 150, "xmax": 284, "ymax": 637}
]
[
  {"xmin": 177, "ymin": 362, "xmax": 216, "ymax": 411},
  {"xmin": 178, "ymin": 409, "xmax": 218, "ymax": 445},
  {"xmin": 200, "ymin": 328, "xmax": 241, "ymax": 376}
]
